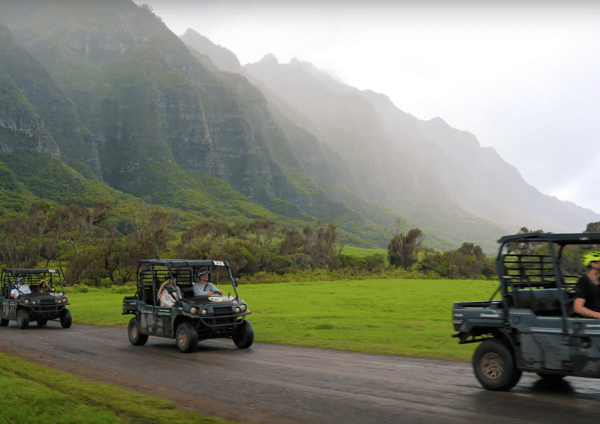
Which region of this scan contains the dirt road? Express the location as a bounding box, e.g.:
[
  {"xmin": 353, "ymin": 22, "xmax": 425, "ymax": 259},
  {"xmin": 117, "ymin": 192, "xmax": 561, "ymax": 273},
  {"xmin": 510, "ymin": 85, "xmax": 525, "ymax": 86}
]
[{"xmin": 2, "ymin": 322, "xmax": 600, "ymax": 423}]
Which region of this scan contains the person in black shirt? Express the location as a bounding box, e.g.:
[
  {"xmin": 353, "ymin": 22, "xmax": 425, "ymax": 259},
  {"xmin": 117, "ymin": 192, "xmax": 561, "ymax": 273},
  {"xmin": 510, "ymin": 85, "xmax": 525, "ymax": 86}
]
[{"xmin": 574, "ymin": 250, "xmax": 600, "ymax": 319}]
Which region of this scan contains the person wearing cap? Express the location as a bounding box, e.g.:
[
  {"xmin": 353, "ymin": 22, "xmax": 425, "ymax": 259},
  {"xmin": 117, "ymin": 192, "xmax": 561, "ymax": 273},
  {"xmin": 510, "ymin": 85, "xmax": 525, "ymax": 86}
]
[
  {"xmin": 10, "ymin": 277, "xmax": 31, "ymax": 298},
  {"xmin": 158, "ymin": 272, "xmax": 182, "ymax": 307},
  {"xmin": 193, "ymin": 272, "xmax": 222, "ymax": 296},
  {"xmin": 574, "ymin": 250, "xmax": 600, "ymax": 319}
]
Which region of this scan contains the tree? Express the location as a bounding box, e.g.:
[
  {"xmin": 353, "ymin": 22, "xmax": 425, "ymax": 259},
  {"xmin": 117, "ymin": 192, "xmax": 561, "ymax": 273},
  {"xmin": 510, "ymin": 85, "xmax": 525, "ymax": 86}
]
[
  {"xmin": 388, "ymin": 228, "xmax": 423, "ymax": 269},
  {"xmin": 585, "ymin": 222, "xmax": 600, "ymax": 233},
  {"xmin": 507, "ymin": 227, "xmax": 543, "ymax": 254},
  {"xmin": 303, "ymin": 222, "xmax": 342, "ymax": 270}
]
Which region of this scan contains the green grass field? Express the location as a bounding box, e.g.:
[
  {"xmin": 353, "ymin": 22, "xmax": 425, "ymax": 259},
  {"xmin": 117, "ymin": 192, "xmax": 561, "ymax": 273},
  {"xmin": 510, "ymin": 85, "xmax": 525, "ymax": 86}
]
[{"xmin": 67, "ymin": 278, "xmax": 500, "ymax": 361}]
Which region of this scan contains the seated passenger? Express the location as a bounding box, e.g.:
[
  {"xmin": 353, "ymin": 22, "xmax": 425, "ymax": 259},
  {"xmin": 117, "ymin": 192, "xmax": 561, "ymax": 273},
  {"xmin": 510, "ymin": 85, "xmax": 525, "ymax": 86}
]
[
  {"xmin": 10, "ymin": 277, "xmax": 31, "ymax": 298},
  {"xmin": 39, "ymin": 280, "xmax": 55, "ymax": 293},
  {"xmin": 193, "ymin": 272, "xmax": 222, "ymax": 296},
  {"xmin": 158, "ymin": 273, "xmax": 182, "ymax": 307},
  {"xmin": 574, "ymin": 250, "xmax": 600, "ymax": 319}
]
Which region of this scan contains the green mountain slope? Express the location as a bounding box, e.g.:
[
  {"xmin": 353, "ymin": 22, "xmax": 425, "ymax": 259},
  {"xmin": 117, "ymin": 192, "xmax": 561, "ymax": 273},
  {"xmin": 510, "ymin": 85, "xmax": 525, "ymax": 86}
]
[{"xmin": 0, "ymin": 3, "xmax": 413, "ymax": 249}]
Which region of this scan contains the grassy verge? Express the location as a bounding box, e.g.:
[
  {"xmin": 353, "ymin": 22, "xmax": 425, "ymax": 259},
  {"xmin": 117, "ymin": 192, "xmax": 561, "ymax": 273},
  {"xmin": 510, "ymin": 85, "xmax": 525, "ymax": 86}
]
[
  {"xmin": 66, "ymin": 278, "xmax": 499, "ymax": 361},
  {"xmin": 0, "ymin": 351, "xmax": 236, "ymax": 424}
]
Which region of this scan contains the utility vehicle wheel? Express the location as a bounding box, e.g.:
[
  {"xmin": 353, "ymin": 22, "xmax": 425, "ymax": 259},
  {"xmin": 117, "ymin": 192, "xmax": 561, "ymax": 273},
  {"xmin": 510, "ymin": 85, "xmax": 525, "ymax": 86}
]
[
  {"xmin": 176, "ymin": 322, "xmax": 198, "ymax": 353},
  {"xmin": 473, "ymin": 338, "xmax": 521, "ymax": 391},
  {"xmin": 128, "ymin": 317, "xmax": 148, "ymax": 346},
  {"xmin": 17, "ymin": 309, "xmax": 29, "ymax": 329},
  {"xmin": 0, "ymin": 318, "xmax": 8, "ymax": 327},
  {"xmin": 60, "ymin": 309, "xmax": 72, "ymax": 329},
  {"xmin": 37, "ymin": 318, "xmax": 48, "ymax": 327},
  {"xmin": 233, "ymin": 320, "xmax": 254, "ymax": 349},
  {"xmin": 536, "ymin": 373, "xmax": 565, "ymax": 384}
]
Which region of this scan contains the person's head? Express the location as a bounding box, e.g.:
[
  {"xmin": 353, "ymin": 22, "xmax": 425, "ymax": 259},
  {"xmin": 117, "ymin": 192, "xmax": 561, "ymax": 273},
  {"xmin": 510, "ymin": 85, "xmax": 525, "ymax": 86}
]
[
  {"xmin": 16, "ymin": 276, "xmax": 24, "ymax": 285},
  {"xmin": 582, "ymin": 250, "xmax": 600, "ymax": 268},
  {"xmin": 198, "ymin": 271, "xmax": 209, "ymax": 282}
]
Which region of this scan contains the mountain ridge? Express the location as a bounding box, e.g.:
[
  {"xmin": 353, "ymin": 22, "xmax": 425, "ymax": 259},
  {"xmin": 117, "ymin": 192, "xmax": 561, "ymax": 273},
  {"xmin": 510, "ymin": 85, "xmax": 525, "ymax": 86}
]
[{"xmin": 0, "ymin": 1, "xmax": 596, "ymax": 257}]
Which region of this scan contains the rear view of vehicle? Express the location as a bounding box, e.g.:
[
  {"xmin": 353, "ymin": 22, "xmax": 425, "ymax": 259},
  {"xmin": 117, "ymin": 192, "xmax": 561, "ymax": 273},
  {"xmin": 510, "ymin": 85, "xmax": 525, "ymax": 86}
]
[
  {"xmin": 0, "ymin": 268, "xmax": 72, "ymax": 329},
  {"xmin": 123, "ymin": 259, "xmax": 253, "ymax": 352},
  {"xmin": 453, "ymin": 232, "xmax": 600, "ymax": 390}
]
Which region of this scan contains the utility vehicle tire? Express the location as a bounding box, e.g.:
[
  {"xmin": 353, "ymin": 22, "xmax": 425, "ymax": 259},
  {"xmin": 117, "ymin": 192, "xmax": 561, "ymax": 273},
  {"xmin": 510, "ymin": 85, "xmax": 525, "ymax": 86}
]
[
  {"xmin": 0, "ymin": 318, "xmax": 8, "ymax": 327},
  {"xmin": 17, "ymin": 309, "xmax": 29, "ymax": 329},
  {"xmin": 128, "ymin": 317, "xmax": 148, "ymax": 346},
  {"xmin": 473, "ymin": 338, "xmax": 521, "ymax": 391},
  {"xmin": 37, "ymin": 318, "xmax": 48, "ymax": 327},
  {"xmin": 233, "ymin": 320, "xmax": 254, "ymax": 349},
  {"xmin": 60, "ymin": 309, "xmax": 72, "ymax": 329},
  {"xmin": 176, "ymin": 322, "xmax": 198, "ymax": 353},
  {"xmin": 536, "ymin": 373, "xmax": 565, "ymax": 384}
]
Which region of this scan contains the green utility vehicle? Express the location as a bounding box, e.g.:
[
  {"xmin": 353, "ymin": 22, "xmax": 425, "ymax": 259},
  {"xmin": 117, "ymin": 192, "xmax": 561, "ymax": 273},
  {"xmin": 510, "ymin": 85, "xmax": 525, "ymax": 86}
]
[
  {"xmin": 123, "ymin": 259, "xmax": 253, "ymax": 353},
  {"xmin": 0, "ymin": 268, "xmax": 71, "ymax": 329},
  {"xmin": 453, "ymin": 232, "xmax": 600, "ymax": 390}
]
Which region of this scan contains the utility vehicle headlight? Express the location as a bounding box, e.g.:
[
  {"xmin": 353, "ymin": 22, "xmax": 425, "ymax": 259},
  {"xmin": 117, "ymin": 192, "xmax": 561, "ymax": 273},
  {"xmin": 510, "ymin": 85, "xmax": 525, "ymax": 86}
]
[
  {"xmin": 240, "ymin": 304, "xmax": 247, "ymax": 312},
  {"xmin": 24, "ymin": 299, "xmax": 30, "ymax": 305},
  {"xmin": 190, "ymin": 307, "xmax": 198, "ymax": 314},
  {"xmin": 235, "ymin": 307, "xmax": 240, "ymax": 314},
  {"xmin": 201, "ymin": 309, "xmax": 208, "ymax": 315},
  {"xmin": 32, "ymin": 300, "xmax": 37, "ymax": 305}
]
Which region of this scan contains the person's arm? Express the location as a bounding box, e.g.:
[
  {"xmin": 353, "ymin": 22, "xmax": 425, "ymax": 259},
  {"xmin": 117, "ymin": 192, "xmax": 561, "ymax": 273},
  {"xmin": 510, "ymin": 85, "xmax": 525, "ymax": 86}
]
[{"xmin": 574, "ymin": 297, "xmax": 600, "ymax": 319}]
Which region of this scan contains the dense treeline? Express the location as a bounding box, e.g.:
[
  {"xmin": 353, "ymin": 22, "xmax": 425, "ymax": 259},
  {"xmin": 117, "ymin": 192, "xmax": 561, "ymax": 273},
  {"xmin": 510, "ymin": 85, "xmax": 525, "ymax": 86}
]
[
  {"xmin": 3, "ymin": 202, "xmax": 598, "ymax": 286},
  {"xmin": 0, "ymin": 202, "xmax": 354, "ymax": 285}
]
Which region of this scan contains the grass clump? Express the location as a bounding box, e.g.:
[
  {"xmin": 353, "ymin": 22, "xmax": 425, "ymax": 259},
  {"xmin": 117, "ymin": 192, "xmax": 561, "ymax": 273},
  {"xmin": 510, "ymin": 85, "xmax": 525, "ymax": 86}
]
[{"xmin": 0, "ymin": 351, "xmax": 235, "ymax": 424}]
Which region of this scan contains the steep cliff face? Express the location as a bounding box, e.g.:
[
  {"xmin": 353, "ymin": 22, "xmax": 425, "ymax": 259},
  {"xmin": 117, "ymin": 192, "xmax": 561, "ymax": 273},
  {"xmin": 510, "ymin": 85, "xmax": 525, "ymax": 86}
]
[
  {"xmin": 0, "ymin": 26, "xmax": 60, "ymax": 157},
  {"xmin": 0, "ymin": 24, "xmax": 101, "ymax": 172},
  {"xmin": 180, "ymin": 29, "xmax": 242, "ymax": 74},
  {"xmin": 0, "ymin": 0, "xmax": 359, "ymax": 227}
]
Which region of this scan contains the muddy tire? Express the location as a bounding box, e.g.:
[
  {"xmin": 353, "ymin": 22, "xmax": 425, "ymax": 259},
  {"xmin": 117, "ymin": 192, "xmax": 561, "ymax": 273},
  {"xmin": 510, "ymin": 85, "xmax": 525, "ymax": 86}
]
[
  {"xmin": 233, "ymin": 320, "xmax": 254, "ymax": 349},
  {"xmin": 17, "ymin": 309, "xmax": 29, "ymax": 329},
  {"xmin": 473, "ymin": 338, "xmax": 521, "ymax": 391},
  {"xmin": 128, "ymin": 317, "xmax": 148, "ymax": 346},
  {"xmin": 60, "ymin": 309, "xmax": 72, "ymax": 329},
  {"xmin": 176, "ymin": 322, "xmax": 198, "ymax": 353}
]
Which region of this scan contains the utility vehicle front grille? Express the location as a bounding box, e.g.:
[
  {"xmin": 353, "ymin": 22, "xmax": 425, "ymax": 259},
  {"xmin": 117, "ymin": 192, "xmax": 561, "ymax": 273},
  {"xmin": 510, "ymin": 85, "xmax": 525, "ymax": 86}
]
[{"xmin": 213, "ymin": 306, "xmax": 231, "ymax": 315}]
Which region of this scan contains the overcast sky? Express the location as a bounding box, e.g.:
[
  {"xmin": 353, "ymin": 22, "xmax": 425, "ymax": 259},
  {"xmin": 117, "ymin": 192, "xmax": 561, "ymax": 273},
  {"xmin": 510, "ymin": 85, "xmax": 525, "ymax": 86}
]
[{"xmin": 136, "ymin": 0, "xmax": 600, "ymax": 215}]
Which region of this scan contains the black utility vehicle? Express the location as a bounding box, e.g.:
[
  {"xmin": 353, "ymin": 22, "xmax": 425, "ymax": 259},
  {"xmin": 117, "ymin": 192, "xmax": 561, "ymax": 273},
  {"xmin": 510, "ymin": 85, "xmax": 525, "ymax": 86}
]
[
  {"xmin": 123, "ymin": 259, "xmax": 253, "ymax": 352},
  {"xmin": 0, "ymin": 268, "xmax": 72, "ymax": 329},
  {"xmin": 453, "ymin": 232, "xmax": 600, "ymax": 390}
]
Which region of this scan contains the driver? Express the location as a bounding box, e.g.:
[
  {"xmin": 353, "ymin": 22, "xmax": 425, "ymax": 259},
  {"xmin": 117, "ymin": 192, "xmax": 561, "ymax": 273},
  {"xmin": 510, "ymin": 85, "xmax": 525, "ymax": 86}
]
[
  {"xmin": 158, "ymin": 272, "xmax": 182, "ymax": 307},
  {"xmin": 10, "ymin": 276, "xmax": 31, "ymax": 298},
  {"xmin": 574, "ymin": 250, "xmax": 600, "ymax": 319},
  {"xmin": 193, "ymin": 271, "xmax": 222, "ymax": 296}
]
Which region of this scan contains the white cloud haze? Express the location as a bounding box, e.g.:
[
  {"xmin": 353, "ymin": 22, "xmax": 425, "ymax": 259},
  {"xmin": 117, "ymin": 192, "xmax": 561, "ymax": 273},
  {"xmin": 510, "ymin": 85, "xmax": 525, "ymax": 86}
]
[{"xmin": 137, "ymin": 0, "xmax": 600, "ymax": 215}]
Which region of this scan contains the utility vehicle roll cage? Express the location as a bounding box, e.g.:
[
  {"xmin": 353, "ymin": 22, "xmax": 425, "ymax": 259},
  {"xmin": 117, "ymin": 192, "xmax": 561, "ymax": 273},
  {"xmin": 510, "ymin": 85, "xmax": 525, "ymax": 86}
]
[
  {"xmin": 495, "ymin": 232, "xmax": 600, "ymax": 323},
  {"xmin": 134, "ymin": 259, "xmax": 240, "ymax": 306}
]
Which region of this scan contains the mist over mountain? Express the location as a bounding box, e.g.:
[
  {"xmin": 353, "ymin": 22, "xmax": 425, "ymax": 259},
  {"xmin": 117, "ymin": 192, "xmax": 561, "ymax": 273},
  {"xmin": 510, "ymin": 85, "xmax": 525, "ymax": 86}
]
[
  {"xmin": 0, "ymin": 1, "xmax": 596, "ymax": 255},
  {"xmin": 241, "ymin": 54, "xmax": 600, "ymax": 233}
]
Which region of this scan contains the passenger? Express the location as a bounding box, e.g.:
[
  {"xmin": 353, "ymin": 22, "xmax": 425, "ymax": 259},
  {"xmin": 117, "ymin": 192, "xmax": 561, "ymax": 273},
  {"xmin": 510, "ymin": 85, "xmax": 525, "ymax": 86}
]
[
  {"xmin": 574, "ymin": 250, "xmax": 600, "ymax": 319},
  {"xmin": 10, "ymin": 277, "xmax": 31, "ymax": 298},
  {"xmin": 39, "ymin": 280, "xmax": 55, "ymax": 293},
  {"xmin": 193, "ymin": 271, "xmax": 222, "ymax": 296},
  {"xmin": 158, "ymin": 273, "xmax": 182, "ymax": 307}
]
